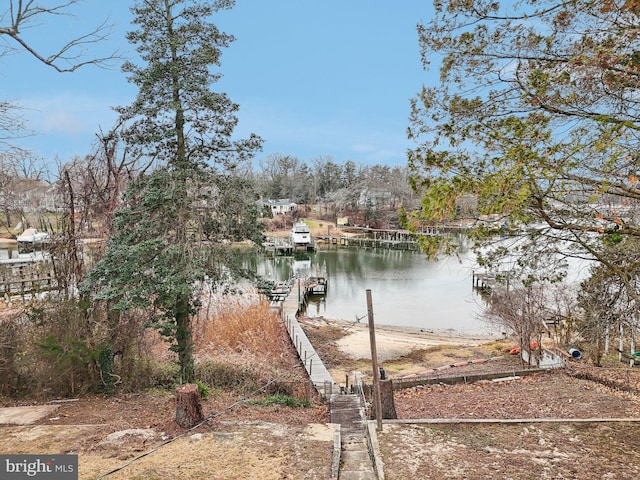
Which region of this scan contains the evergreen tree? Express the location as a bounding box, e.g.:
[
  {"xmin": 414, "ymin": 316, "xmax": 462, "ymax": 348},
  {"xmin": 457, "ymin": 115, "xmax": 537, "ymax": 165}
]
[
  {"xmin": 84, "ymin": 0, "xmax": 262, "ymax": 383},
  {"xmin": 407, "ymin": 1, "xmax": 640, "ymax": 296}
]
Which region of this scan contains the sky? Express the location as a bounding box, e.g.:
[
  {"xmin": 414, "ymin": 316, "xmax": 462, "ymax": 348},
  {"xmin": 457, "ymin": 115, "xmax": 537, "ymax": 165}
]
[{"xmin": 1, "ymin": 1, "xmax": 433, "ymax": 170}]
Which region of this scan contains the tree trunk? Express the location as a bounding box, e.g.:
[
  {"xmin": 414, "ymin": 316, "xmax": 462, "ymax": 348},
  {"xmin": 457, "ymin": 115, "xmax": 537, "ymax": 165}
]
[
  {"xmin": 175, "ymin": 383, "xmax": 203, "ymax": 428},
  {"xmin": 175, "ymin": 294, "xmax": 195, "ymax": 383}
]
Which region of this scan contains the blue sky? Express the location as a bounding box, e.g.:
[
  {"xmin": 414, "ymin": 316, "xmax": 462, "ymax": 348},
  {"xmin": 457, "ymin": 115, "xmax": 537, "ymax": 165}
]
[{"xmin": 2, "ymin": 1, "xmax": 433, "ymax": 168}]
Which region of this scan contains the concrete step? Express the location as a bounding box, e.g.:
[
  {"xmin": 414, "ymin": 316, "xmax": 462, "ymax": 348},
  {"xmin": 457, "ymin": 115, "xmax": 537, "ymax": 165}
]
[
  {"xmin": 338, "ymin": 470, "xmax": 376, "ymax": 480},
  {"xmin": 330, "ymin": 392, "xmax": 378, "ymax": 479},
  {"xmin": 341, "ymin": 449, "xmax": 373, "ymax": 469}
]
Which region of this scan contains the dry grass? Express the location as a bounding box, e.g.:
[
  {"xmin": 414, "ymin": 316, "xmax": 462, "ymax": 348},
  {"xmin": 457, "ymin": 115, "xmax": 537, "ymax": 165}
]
[
  {"xmin": 192, "ymin": 295, "xmax": 310, "ymax": 397},
  {"xmin": 194, "ymin": 296, "xmax": 286, "ymax": 361}
]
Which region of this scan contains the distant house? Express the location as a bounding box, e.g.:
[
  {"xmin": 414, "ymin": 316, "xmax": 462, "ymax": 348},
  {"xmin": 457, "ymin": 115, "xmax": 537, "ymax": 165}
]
[
  {"xmin": 357, "ymin": 189, "xmax": 393, "ymax": 208},
  {"xmin": 5, "ymin": 179, "xmax": 62, "ymax": 213},
  {"xmin": 258, "ymin": 198, "xmax": 298, "ymax": 216}
]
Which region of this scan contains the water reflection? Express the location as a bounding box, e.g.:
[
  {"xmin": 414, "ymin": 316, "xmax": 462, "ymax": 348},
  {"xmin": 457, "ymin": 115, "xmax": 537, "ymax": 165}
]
[{"xmin": 242, "ymin": 248, "xmax": 494, "ymax": 334}]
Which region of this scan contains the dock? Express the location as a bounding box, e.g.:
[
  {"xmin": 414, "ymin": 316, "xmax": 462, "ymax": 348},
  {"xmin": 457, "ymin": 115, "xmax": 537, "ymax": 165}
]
[
  {"xmin": 316, "ymin": 234, "xmax": 422, "ymax": 251},
  {"xmin": 263, "ymin": 236, "xmax": 316, "ymax": 255},
  {"xmin": 315, "ymin": 224, "xmax": 465, "ymax": 251},
  {"xmin": 472, "ymin": 271, "xmax": 510, "ymax": 292},
  {"xmin": 271, "ymin": 276, "xmax": 337, "ymax": 398},
  {"xmin": 0, "ymin": 255, "xmax": 60, "ymax": 301},
  {"xmin": 273, "ymin": 277, "xmax": 384, "ymax": 478}
]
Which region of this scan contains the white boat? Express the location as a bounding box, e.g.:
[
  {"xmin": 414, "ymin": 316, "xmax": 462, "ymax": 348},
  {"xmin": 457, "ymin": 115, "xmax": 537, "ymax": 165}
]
[
  {"xmin": 289, "ymin": 221, "xmax": 312, "ymax": 247},
  {"xmin": 17, "ymin": 228, "xmax": 50, "ymax": 245}
]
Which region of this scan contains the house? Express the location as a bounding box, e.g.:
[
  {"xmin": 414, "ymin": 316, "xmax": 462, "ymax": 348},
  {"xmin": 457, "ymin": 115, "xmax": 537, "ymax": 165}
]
[
  {"xmin": 3, "ymin": 179, "xmax": 62, "ymax": 213},
  {"xmin": 258, "ymin": 198, "xmax": 298, "ymax": 216},
  {"xmin": 357, "ymin": 188, "xmax": 394, "ymax": 208}
]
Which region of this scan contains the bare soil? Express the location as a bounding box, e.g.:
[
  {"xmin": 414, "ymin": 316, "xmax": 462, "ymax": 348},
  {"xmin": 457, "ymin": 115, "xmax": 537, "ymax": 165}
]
[
  {"xmin": 379, "ymin": 369, "xmax": 640, "ymax": 479},
  {"xmin": 0, "ymin": 391, "xmax": 332, "ymax": 480},
  {"xmin": 3, "ymin": 315, "xmax": 640, "ymax": 480},
  {"xmin": 302, "ymin": 317, "xmax": 640, "ymax": 480}
]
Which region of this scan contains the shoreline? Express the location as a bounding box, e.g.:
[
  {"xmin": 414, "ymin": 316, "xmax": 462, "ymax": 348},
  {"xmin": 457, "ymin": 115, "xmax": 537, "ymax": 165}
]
[{"xmin": 302, "ymin": 316, "xmax": 503, "ymax": 362}]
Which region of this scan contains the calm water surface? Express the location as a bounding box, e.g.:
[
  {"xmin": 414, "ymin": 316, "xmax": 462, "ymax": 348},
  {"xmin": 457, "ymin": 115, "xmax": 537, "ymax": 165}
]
[
  {"xmin": 0, "ymin": 244, "xmax": 495, "ymax": 334},
  {"xmin": 243, "ymin": 247, "xmax": 496, "ymax": 335}
]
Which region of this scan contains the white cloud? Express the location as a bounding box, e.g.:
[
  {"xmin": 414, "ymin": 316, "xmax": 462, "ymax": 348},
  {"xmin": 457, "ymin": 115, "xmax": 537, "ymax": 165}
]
[
  {"xmin": 41, "ymin": 111, "xmax": 85, "ymax": 135},
  {"xmin": 21, "ymin": 91, "xmax": 123, "ymax": 137}
]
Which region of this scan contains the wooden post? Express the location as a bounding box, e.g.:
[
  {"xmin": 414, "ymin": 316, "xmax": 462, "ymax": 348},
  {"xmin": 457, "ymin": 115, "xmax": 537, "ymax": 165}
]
[
  {"xmin": 366, "ymin": 289, "xmax": 383, "ymax": 431},
  {"xmin": 619, "ymin": 323, "xmax": 624, "ymax": 363},
  {"xmin": 379, "ymin": 379, "xmax": 397, "ymax": 419},
  {"xmin": 175, "ymin": 383, "xmax": 203, "ymax": 429}
]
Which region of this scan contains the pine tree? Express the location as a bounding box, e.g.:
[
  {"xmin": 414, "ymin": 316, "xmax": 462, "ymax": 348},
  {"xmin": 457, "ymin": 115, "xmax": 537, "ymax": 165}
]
[{"xmin": 84, "ymin": 0, "xmax": 262, "ymax": 383}]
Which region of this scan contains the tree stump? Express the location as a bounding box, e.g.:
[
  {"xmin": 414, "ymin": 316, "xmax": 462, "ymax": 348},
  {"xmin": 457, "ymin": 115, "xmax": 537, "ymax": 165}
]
[{"xmin": 175, "ymin": 383, "xmax": 203, "ymax": 428}]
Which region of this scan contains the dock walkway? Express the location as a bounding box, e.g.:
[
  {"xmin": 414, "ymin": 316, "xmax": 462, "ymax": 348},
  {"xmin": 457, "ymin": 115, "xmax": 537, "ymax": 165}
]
[
  {"xmin": 277, "ymin": 278, "xmax": 379, "ymax": 479},
  {"xmin": 281, "ymin": 278, "xmax": 339, "ymax": 398}
]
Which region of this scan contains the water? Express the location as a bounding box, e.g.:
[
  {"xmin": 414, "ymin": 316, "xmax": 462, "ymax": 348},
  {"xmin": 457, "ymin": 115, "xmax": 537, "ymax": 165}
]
[
  {"xmin": 0, "ymin": 242, "xmax": 494, "ymax": 334},
  {"xmin": 242, "ymin": 247, "xmax": 495, "ymax": 335}
]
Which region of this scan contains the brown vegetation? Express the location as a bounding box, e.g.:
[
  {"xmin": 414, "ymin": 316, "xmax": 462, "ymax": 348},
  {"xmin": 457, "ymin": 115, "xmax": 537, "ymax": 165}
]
[
  {"xmin": 0, "ymin": 298, "xmax": 331, "ymax": 479},
  {"xmin": 3, "ymin": 304, "xmax": 640, "ymax": 479}
]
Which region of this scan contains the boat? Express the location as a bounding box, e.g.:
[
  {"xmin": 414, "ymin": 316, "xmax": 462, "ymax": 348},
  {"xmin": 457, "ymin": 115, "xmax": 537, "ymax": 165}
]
[
  {"xmin": 16, "ymin": 228, "xmax": 50, "ymax": 246},
  {"xmin": 289, "ymin": 222, "xmax": 313, "ymax": 248}
]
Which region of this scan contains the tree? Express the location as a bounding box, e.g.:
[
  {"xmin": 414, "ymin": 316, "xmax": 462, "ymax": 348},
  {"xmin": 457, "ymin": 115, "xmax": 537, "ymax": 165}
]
[
  {"xmin": 0, "ymin": 0, "xmax": 116, "ymax": 72},
  {"xmin": 0, "ymin": 1, "xmax": 117, "ymax": 157},
  {"xmin": 0, "ymin": 101, "xmax": 31, "ymax": 157},
  {"xmin": 83, "ymin": 0, "xmax": 262, "ymax": 384},
  {"xmin": 577, "ymin": 238, "xmax": 640, "ymax": 364},
  {"xmin": 406, "ymin": 1, "xmax": 640, "ymax": 296},
  {"xmin": 484, "ymin": 285, "xmax": 545, "ymax": 365},
  {"xmin": 484, "ymin": 281, "xmax": 575, "ymax": 364}
]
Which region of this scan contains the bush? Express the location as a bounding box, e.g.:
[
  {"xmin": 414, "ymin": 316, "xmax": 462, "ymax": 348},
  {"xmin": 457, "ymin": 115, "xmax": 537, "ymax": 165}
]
[
  {"xmin": 195, "ymin": 361, "xmax": 259, "ymax": 393},
  {"xmin": 247, "ymin": 393, "xmax": 311, "ymax": 408},
  {"xmin": 0, "ymin": 314, "xmax": 19, "ymax": 396}
]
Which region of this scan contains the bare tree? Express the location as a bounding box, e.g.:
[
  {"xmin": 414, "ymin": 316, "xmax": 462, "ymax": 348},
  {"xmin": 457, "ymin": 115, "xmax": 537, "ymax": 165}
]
[
  {"xmin": 0, "ymin": 1, "xmax": 117, "ymax": 72},
  {"xmin": 58, "ymin": 127, "xmax": 151, "ymax": 239},
  {"xmin": 578, "ymin": 239, "xmax": 640, "ymax": 365},
  {"xmin": 0, "ymin": 101, "xmax": 30, "ymax": 154},
  {"xmin": 484, "ymin": 284, "xmax": 551, "ymax": 365},
  {"xmin": 0, "ymin": 152, "xmax": 51, "ymax": 230}
]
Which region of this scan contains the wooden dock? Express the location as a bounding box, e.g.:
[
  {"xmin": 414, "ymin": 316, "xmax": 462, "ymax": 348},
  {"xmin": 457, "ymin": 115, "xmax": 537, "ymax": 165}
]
[
  {"xmin": 273, "ymin": 277, "xmax": 338, "ymax": 399},
  {"xmin": 262, "ymin": 236, "xmax": 316, "ymax": 255},
  {"xmin": 472, "ymin": 271, "xmax": 510, "ymax": 292},
  {"xmin": 0, "ymin": 257, "xmax": 60, "ymax": 301},
  {"xmin": 315, "ymin": 224, "xmax": 467, "ymax": 251},
  {"xmin": 316, "ymin": 235, "xmax": 422, "ymax": 251}
]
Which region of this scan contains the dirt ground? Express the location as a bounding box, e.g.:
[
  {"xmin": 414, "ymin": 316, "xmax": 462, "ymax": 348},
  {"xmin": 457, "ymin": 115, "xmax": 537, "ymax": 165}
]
[
  {"xmin": 0, "ymin": 390, "xmax": 333, "ymax": 479},
  {"xmin": 378, "ymin": 369, "xmax": 640, "ymax": 479},
  {"xmin": 3, "ymin": 315, "xmax": 640, "ymax": 479},
  {"xmin": 302, "ymin": 317, "xmax": 640, "ymax": 480}
]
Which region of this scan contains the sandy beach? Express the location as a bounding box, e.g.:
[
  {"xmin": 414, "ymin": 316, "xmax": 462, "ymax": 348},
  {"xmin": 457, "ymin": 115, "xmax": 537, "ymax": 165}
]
[{"xmin": 302, "ymin": 317, "xmax": 501, "ymax": 362}]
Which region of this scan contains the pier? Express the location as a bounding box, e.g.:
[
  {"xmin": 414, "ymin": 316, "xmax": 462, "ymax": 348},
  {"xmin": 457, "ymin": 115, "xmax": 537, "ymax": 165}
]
[
  {"xmin": 315, "ymin": 224, "xmax": 468, "ymax": 251},
  {"xmin": 472, "ymin": 271, "xmax": 510, "ymax": 292},
  {"xmin": 273, "ymin": 276, "xmax": 384, "ymax": 478},
  {"xmin": 273, "ymin": 276, "xmax": 337, "ymax": 398},
  {"xmin": 316, "ymin": 234, "xmax": 422, "ymax": 251},
  {"xmin": 0, "ymin": 256, "xmax": 59, "ymax": 301},
  {"xmin": 263, "ymin": 236, "xmax": 316, "ymax": 255}
]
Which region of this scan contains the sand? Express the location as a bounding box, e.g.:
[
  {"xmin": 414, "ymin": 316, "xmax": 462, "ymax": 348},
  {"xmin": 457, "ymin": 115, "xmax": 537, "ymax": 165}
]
[{"xmin": 307, "ymin": 317, "xmax": 500, "ymax": 362}]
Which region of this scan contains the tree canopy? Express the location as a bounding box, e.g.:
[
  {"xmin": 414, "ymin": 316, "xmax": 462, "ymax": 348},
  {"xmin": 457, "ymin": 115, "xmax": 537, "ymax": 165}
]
[{"xmin": 407, "ymin": 0, "xmax": 640, "ymax": 295}]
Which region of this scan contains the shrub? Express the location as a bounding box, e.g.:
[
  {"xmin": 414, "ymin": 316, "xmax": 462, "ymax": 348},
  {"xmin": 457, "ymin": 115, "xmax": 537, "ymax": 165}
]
[
  {"xmin": 195, "ymin": 361, "xmax": 259, "ymax": 393},
  {"xmin": 247, "ymin": 393, "xmax": 311, "ymax": 408}
]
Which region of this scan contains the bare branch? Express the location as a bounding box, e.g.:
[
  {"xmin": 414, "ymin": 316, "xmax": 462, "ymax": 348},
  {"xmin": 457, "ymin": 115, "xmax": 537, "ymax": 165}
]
[{"xmin": 0, "ymin": 0, "xmax": 119, "ymax": 72}]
